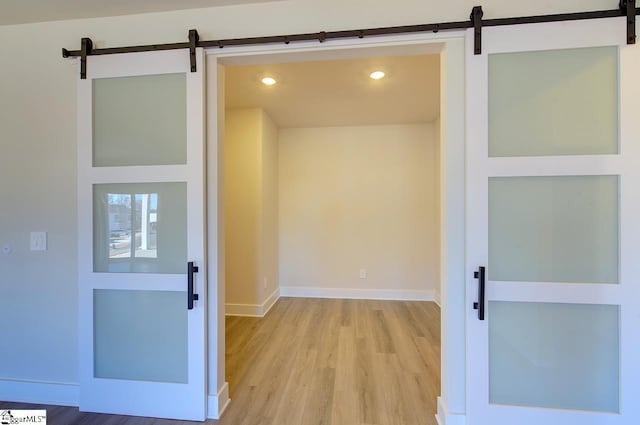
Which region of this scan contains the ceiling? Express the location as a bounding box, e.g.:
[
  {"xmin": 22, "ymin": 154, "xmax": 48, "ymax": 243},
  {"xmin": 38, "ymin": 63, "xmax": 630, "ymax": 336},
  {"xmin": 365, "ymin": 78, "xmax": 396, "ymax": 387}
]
[
  {"xmin": 225, "ymin": 54, "xmax": 440, "ymax": 128},
  {"xmin": 0, "ymin": 0, "xmax": 276, "ymax": 25}
]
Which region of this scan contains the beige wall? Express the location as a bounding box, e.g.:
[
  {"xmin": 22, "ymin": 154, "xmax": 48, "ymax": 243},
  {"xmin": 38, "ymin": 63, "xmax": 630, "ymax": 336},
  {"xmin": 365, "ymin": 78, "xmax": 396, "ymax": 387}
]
[
  {"xmin": 224, "ymin": 108, "xmax": 278, "ymax": 307},
  {"xmin": 278, "ymin": 124, "xmax": 439, "ymax": 296},
  {"xmin": 224, "ymin": 108, "xmax": 261, "ymax": 305}
]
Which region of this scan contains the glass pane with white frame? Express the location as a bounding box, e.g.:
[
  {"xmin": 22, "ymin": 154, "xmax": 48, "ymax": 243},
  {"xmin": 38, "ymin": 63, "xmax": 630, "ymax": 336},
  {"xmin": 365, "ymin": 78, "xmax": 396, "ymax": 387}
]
[
  {"xmin": 489, "ymin": 46, "xmax": 618, "ymax": 157},
  {"xmin": 93, "ymin": 73, "xmax": 187, "ymax": 167},
  {"xmin": 93, "ymin": 182, "xmax": 187, "ymax": 274},
  {"xmin": 94, "ymin": 289, "xmax": 188, "ymax": 383},
  {"xmin": 489, "ymin": 175, "xmax": 619, "ymax": 284},
  {"xmin": 489, "ymin": 301, "xmax": 619, "ymax": 412}
]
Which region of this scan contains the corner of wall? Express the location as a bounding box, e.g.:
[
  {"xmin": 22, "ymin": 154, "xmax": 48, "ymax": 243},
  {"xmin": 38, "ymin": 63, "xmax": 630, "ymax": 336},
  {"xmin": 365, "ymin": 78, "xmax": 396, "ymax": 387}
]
[
  {"xmin": 258, "ymin": 109, "xmax": 280, "ymax": 306},
  {"xmin": 435, "ymin": 113, "xmax": 442, "ymax": 306},
  {"xmin": 225, "ymin": 287, "xmax": 280, "ymax": 317}
]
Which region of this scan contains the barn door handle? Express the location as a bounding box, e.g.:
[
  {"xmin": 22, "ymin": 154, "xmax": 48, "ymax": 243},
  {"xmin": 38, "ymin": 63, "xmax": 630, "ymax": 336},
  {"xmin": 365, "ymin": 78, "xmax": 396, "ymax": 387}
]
[
  {"xmin": 188, "ymin": 261, "xmax": 200, "ymax": 310},
  {"xmin": 473, "ymin": 266, "xmax": 486, "ymax": 320}
]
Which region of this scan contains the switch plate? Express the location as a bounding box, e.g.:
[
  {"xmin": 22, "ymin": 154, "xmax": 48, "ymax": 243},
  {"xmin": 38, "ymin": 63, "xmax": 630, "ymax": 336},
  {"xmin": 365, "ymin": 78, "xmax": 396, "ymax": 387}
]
[
  {"xmin": 30, "ymin": 232, "xmax": 47, "ymax": 251},
  {"xmin": 359, "ymin": 268, "xmax": 367, "ymax": 279}
]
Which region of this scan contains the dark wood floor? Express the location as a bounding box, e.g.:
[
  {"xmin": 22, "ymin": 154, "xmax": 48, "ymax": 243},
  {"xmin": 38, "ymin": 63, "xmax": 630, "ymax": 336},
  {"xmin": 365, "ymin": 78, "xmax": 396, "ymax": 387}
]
[{"xmin": 1, "ymin": 297, "xmax": 441, "ymax": 425}]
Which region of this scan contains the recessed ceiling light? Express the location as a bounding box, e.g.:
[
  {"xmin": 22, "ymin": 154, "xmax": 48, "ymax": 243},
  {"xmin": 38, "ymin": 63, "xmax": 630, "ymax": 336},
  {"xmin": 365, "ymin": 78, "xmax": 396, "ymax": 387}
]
[
  {"xmin": 261, "ymin": 76, "xmax": 277, "ymax": 85},
  {"xmin": 369, "ymin": 71, "xmax": 385, "ymax": 80}
]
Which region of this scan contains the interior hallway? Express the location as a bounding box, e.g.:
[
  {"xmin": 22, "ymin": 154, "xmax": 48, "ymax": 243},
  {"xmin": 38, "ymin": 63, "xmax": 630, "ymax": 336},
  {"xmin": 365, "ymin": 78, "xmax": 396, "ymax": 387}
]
[{"xmin": 1, "ymin": 298, "xmax": 440, "ymax": 425}]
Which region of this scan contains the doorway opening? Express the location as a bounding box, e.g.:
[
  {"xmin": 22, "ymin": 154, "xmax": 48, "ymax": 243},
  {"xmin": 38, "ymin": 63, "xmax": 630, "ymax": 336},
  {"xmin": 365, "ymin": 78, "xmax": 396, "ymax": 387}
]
[{"xmin": 218, "ymin": 46, "xmax": 443, "ymax": 423}]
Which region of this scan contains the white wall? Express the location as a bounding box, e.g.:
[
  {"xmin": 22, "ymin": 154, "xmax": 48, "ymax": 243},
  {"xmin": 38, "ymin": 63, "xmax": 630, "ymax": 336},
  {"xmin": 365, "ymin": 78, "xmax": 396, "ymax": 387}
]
[
  {"xmin": 279, "ymin": 124, "xmax": 439, "ymax": 299},
  {"xmin": 0, "ymin": 27, "xmax": 78, "ymax": 386},
  {"xmin": 0, "ymin": 0, "xmax": 614, "ymax": 414},
  {"xmin": 224, "ymin": 108, "xmax": 278, "ymax": 312}
]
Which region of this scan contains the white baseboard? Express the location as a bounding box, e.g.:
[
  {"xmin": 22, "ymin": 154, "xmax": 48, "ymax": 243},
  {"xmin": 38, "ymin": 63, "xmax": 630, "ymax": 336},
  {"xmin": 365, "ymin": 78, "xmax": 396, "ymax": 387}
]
[
  {"xmin": 225, "ymin": 288, "xmax": 280, "ymax": 317},
  {"xmin": 1, "ymin": 378, "xmax": 231, "ymax": 420},
  {"xmin": 224, "ymin": 303, "xmax": 261, "ymax": 317},
  {"xmin": 279, "ymin": 286, "xmax": 436, "ymax": 301},
  {"xmin": 207, "ymin": 382, "xmax": 230, "ymax": 420},
  {"xmin": 261, "ymin": 288, "xmax": 280, "ymax": 316},
  {"xmin": 436, "ymin": 397, "xmax": 466, "ymax": 425},
  {"xmin": 434, "ymin": 291, "xmax": 442, "ymax": 307},
  {"xmin": 0, "ymin": 378, "xmax": 79, "ymax": 407}
]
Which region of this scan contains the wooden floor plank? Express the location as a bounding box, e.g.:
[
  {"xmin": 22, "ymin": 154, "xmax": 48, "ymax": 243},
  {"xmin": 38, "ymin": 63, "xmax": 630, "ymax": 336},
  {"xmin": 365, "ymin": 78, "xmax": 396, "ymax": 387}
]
[{"xmin": 1, "ymin": 298, "xmax": 440, "ymax": 425}]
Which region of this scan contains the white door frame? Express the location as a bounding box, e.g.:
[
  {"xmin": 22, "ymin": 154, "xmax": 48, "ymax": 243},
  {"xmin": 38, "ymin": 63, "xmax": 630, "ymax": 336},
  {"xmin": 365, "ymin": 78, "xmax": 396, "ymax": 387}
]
[{"xmin": 203, "ymin": 32, "xmax": 467, "ymax": 423}]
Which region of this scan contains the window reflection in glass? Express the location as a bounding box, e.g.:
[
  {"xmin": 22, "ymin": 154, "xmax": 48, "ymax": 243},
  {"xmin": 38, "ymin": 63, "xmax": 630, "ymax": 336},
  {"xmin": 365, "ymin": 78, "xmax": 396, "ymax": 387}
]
[
  {"xmin": 108, "ymin": 194, "xmax": 131, "ymax": 258},
  {"xmin": 94, "ymin": 182, "xmax": 186, "ymax": 274},
  {"xmin": 107, "ymin": 193, "xmax": 158, "ymax": 259}
]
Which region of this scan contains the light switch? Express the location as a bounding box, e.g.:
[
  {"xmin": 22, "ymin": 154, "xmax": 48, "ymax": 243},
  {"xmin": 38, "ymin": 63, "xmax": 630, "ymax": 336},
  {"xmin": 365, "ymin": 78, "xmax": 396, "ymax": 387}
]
[{"xmin": 30, "ymin": 232, "xmax": 47, "ymax": 251}]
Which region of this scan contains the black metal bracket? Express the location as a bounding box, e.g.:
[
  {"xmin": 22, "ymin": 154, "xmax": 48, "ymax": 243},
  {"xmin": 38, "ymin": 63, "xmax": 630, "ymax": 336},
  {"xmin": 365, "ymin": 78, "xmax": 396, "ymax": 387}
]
[
  {"xmin": 621, "ymin": 0, "xmax": 637, "ymax": 44},
  {"xmin": 80, "ymin": 37, "xmax": 93, "ymax": 79},
  {"xmin": 471, "ymin": 6, "xmax": 483, "ymax": 55},
  {"xmin": 189, "ymin": 29, "xmax": 199, "ymax": 72}
]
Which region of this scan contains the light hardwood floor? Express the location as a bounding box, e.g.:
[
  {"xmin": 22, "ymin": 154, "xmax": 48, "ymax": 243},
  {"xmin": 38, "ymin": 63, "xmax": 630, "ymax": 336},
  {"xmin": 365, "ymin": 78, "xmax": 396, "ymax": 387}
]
[{"xmin": 1, "ymin": 297, "xmax": 441, "ymax": 425}]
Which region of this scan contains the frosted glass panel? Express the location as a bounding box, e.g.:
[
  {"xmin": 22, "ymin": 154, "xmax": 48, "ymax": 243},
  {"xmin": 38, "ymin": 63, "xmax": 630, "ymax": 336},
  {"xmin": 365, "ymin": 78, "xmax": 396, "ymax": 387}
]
[
  {"xmin": 93, "ymin": 73, "xmax": 187, "ymax": 166},
  {"xmin": 94, "ymin": 183, "xmax": 187, "ymax": 273},
  {"xmin": 489, "ymin": 301, "xmax": 619, "ymax": 412},
  {"xmin": 489, "ymin": 176, "xmax": 618, "ymax": 283},
  {"xmin": 94, "ymin": 289, "xmax": 187, "ymax": 383},
  {"xmin": 489, "ymin": 47, "xmax": 618, "ymax": 157}
]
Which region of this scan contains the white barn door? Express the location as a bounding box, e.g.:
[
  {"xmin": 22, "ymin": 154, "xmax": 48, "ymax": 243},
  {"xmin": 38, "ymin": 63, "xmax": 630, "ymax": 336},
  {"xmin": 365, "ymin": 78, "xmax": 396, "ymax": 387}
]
[
  {"xmin": 77, "ymin": 49, "xmax": 207, "ymax": 420},
  {"xmin": 467, "ymin": 17, "xmax": 640, "ymax": 425}
]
